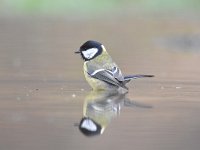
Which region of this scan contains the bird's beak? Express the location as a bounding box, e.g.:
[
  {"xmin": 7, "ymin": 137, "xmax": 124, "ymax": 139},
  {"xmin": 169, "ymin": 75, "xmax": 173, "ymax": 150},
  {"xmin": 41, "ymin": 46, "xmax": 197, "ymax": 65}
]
[{"xmin": 75, "ymin": 50, "xmax": 81, "ymax": 54}]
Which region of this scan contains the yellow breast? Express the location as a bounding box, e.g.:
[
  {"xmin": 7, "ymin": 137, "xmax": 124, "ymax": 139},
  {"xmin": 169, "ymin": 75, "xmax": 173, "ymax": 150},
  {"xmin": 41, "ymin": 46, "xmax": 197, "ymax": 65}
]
[
  {"xmin": 83, "ymin": 49, "xmax": 117, "ymax": 91},
  {"xmin": 83, "ymin": 64, "xmax": 108, "ymax": 90}
]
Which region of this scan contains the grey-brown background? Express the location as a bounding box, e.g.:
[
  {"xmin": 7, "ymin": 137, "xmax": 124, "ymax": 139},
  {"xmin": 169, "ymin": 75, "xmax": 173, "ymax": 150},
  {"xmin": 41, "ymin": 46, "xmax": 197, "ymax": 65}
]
[{"xmin": 0, "ymin": 1, "xmax": 200, "ymax": 150}]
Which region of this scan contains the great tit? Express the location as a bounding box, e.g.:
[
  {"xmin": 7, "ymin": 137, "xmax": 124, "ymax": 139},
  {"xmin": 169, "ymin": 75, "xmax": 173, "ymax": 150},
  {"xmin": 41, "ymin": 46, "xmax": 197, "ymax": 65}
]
[{"xmin": 75, "ymin": 40, "xmax": 153, "ymax": 93}]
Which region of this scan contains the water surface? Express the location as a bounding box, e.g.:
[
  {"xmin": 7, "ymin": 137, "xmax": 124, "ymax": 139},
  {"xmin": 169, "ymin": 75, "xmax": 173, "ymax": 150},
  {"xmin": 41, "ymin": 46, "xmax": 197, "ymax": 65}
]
[{"xmin": 0, "ymin": 16, "xmax": 200, "ymax": 150}]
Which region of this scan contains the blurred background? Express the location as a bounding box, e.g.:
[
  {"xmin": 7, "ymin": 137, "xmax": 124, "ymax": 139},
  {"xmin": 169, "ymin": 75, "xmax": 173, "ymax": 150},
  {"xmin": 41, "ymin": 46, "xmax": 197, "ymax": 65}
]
[
  {"xmin": 1, "ymin": 0, "xmax": 200, "ymax": 17},
  {"xmin": 1, "ymin": 0, "xmax": 200, "ymax": 79},
  {"xmin": 1, "ymin": 1, "xmax": 200, "ymax": 150}
]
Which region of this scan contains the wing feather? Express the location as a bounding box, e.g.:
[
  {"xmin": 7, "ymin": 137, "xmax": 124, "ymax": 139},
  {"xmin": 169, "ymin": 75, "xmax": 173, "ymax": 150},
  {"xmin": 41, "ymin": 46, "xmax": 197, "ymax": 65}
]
[
  {"xmin": 111, "ymin": 66, "xmax": 124, "ymax": 82},
  {"xmin": 88, "ymin": 69, "xmax": 127, "ymax": 89}
]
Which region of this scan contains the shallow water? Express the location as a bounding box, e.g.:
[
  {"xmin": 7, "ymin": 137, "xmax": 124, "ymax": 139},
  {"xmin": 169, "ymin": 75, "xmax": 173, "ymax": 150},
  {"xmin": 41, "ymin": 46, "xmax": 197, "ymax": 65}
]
[{"xmin": 0, "ymin": 16, "xmax": 200, "ymax": 150}]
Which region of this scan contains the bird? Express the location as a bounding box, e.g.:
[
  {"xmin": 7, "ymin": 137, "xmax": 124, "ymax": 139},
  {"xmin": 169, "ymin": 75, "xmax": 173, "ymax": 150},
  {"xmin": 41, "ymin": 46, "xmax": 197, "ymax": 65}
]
[{"xmin": 75, "ymin": 40, "xmax": 154, "ymax": 93}]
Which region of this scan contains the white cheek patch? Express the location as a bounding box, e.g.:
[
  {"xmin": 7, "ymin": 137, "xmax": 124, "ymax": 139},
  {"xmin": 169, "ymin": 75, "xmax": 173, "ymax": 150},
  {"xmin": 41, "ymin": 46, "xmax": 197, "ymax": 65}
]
[
  {"xmin": 81, "ymin": 119, "xmax": 97, "ymax": 131},
  {"xmin": 82, "ymin": 48, "xmax": 98, "ymax": 59}
]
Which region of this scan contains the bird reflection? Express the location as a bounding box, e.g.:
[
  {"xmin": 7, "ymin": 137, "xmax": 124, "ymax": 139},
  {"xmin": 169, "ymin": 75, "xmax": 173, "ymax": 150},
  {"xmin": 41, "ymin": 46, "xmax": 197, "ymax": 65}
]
[{"xmin": 78, "ymin": 91, "xmax": 152, "ymax": 137}]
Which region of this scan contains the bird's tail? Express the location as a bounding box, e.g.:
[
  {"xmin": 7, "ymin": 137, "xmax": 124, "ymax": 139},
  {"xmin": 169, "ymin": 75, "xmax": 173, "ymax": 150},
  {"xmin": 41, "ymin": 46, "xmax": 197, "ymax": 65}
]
[{"xmin": 124, "ymin": 74, "xmax": 154, "ymax": 83}]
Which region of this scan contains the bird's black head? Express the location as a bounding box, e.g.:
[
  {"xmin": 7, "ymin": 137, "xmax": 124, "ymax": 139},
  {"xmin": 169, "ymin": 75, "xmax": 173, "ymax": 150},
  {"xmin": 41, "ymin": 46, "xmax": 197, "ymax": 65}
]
[{"xmin": 75, "ymin": 40, "xmax": 103, "ymax": 61}]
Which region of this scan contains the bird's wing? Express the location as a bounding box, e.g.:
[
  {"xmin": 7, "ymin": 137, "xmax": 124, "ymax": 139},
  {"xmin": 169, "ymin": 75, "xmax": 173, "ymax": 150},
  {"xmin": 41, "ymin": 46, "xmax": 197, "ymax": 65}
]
[
  {"xmin": 88, "ymin": 69, "xmax": 126, "ymax": 88},
  {"xmin": 111, "ymin": 66, "xmax": 124, "ymax": 82}
]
